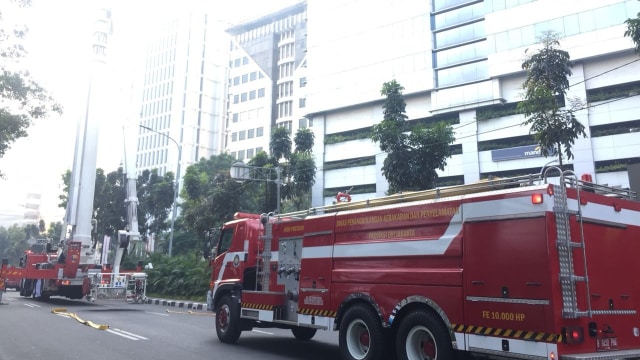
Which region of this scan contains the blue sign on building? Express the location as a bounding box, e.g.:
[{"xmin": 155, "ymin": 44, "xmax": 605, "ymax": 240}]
[{"xmin": 491, "ymin": 145, "xmax": 544, "ymax": 162}]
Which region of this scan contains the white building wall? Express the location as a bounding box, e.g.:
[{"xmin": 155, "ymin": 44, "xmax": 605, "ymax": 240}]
[{"xmin": 307, "ymin": 0, "xmax": 640, "ymax": 206}]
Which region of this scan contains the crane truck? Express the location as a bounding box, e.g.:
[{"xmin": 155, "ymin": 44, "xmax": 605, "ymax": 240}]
[
  {"xmin": 0, "ymin": 8, "xmax": 142, "ymax": 301},
  {"xmin": 206, "ymin": 168, "xmax": 640, "ymax": 360}
]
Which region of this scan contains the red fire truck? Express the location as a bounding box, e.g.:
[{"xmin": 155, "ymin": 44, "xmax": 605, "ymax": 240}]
[{"xmin": 207, "ymin": 168, "xmax": 640, "ymax": 360}]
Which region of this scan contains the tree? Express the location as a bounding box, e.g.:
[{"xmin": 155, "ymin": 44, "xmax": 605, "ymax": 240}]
[
  {"xmin": 0, "ymin": 1, "xmax": 61, "ymax": 178},
  {"xmin": 625, "ymin": 11, "xmax": 640, "ymax": 54},
  {"xmin": 136, "ymin": 169, "xmax": 174, "ymax": 246},
  {"xmin": 180, "ymin": 154, "xmax": 252, "ymax": 256},
  {"xmin": 266, "ymin": 127, "xmax": 316, "ymax": 212},
  {"xmin": 371, "ymin": 79, "xmax": 454, "ymax": 193},
  {"xmin": 518, "ymin": 32, "xmax": 586, "ymax": 167},
  {"xmin": 59, "ymin": 166, "xmax": 175, "ymax": 259}
]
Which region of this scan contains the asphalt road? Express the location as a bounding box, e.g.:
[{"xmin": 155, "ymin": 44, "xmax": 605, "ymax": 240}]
[{"xmin": 0, "ymin": 290, "xmax": 340, "ymax": 360}]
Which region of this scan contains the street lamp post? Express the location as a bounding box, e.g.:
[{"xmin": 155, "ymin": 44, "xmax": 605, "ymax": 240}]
[
  {"xmin": 230, "ymin": 162, "xmax": 281, "ymax": 214},
  {"xmin": 139, "ymin": 125, "xmax": 181, "ymax": 256}
]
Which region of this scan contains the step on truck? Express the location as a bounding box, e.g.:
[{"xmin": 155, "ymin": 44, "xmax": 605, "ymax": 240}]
[{"xmin": 206, "ymin": 168, "xmax": 640, "ymax": 360}]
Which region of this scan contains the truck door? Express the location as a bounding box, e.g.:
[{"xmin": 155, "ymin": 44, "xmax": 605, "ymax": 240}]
[
  {"xmin": 213, "ymin": 227, "xmax": 239, "ymax": 287},
  {"xmin": 464, "ymin": 217, "xmax": 551, "ymax": 334}
]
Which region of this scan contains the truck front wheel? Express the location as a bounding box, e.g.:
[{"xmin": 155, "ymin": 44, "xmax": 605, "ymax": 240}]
[
  {"xmin": 395, "ymin": 309, "xmax": 452, "ymax": 360},
  {"xmin": 215, "ymin": 295, "xmax": 241, "ymax": 343},
  {"xmin": 291, "ymin": 327, "xmax": 317, "ymax": 341},
  {"xmin": 339, "ymin": 304, "xmax": 385, "ymax": 360}
]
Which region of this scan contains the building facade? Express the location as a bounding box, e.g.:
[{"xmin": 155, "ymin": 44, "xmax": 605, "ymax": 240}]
[
  {"xmin": 135, "ymin": 13, "xmax": 229, "ymax": 179},
  {"xmin": 225, "ymin": 2, "xmax": 308, "ymax": 161},
  {"xmin": 305, "ymin": 0, "xmax": 640, "ymax": 206}
]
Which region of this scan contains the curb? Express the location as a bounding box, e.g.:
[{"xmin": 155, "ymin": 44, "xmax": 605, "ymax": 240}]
[{"xmin": 145, "ymin": 298, "xmax": 208, "ymax": 311}]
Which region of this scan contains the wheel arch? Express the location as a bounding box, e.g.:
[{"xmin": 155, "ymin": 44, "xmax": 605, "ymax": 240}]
[
  {"xmin": 212, "ymin": 283, "xmax": 241, "ymax": 309},
  {"xmin": 335, "ymin": 292, "xmax": 387, "ymax": 331},
  {"xmin": 388, "ymin": 295, "xmax": 458, "ymax": 349}
]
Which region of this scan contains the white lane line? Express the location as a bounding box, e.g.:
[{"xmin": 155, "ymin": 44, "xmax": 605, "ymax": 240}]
[
  {"xmin": 107, "ymin": 328, "xmax": 148, "ymax": 340},
  {"xmin": 145, "ymin": 311, "xmax": 169, "ymax": 316},
  {"xmin": 24, "ymin": 303, "xmax": 41, "ymax": 308},
  {"xmin": 252, "ymin": 329, "xmax": 274, "ymax": 335}
]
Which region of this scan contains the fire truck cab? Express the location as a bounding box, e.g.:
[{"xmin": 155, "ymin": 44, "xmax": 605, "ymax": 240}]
[{"xmin": 208, "ymin": 168, "xmax": 640, "ymax": 360}]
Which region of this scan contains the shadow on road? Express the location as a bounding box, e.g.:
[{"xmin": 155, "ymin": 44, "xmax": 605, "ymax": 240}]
[{"xmin": 234, "ymin": 336, "xmax": 340, "ymax": 360}]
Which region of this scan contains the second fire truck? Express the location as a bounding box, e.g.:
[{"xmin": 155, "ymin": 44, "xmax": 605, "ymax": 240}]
[{"xmin": 207, "ymin": 168, "xmax": 640, "ymax": 360}]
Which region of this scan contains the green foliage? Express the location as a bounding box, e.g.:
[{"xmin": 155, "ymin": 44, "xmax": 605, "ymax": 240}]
[
  {"xmin": 595, "ymin": 157, "xmax": 640, "ymax": 174},
  {"xmin": 0, "ymin": 2, "xmax": 61, "ymax": 177},
  {"xmin": 137, "ymin": 169, "xmax": 174, "ymax": 242},
  {"xmin": 323, "ymin": 183, "xmax": 377, "ymax": 198},
  {"xmin": 142, "ymin": 252, "xmax": 211, "ymax": 299},
  {"xmin": 324, "ymin": 156, "xmax": 376, "ymax": 171},
  {"xmin": 586, "ymin": 81, "xmax": 640, "ymax": 103},
  {"xmin": 518, "ymin": 32, "xmax": 586, "ymax": 166},
  {"xmin": 59, "ymin": 166, "xmax": 175, "ymax": 259},
  {"xmin": 371, "ymin": 79, "xmax": 455, "ymax": 193},
  {"xmin": 625, "ymin": 11, "xmax": 640, "ymax": 54},
  {"xmin": 476, "ymin": 102, "xmax": 523, "ymax": 121},
  {"xmin": 478, "ymin": 134, "xmax": 537, "ymax": 151},
  {"xmin": 180, "ymin": 154, "xmax": 251, "ymax": 250},
  {"xmin": 0, "ymin": 224, "xmax": 33, "ymax": 265},
  {"xmin": 270, "ymin": 126, "xmax": 292, "ymax": 161},
  {"xmin": 325, "ymin": 127, "xmax": 373, "ymax": 144},
  {"xmin": 590, "ymin": 119, "xmax": 640, "ymax": 137},
  {"xmin": 294, "ymin": 127, "xmax": 314, "ymax": 153},
  {"xmin": 278, "ymin": 128, "xmax": 317, "ymax": 211}
]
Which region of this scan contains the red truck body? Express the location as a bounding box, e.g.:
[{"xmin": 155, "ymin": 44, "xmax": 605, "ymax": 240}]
[{"xmin": 208, "ymin": 171, "xmax": 640, "ymax": 360}]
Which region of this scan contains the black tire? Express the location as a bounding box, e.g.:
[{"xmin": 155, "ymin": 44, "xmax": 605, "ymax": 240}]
[
  {"xmin": 395, "ymin": 309, "xmax": 453, "ymax": 360},
  {"xmin": 291, "ymin": 327, "xmax": 317, "ymax": 341},
  {"xmin": 339, "ymin": 304, "xmax": 386, "ymax": 360},
  {"xmin": 215, "ymin": 295, "xmax": 242, "ymax": 344}
]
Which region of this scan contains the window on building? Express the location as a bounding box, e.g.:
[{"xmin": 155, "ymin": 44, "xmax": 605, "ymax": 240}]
[
  {"xmin": 239, "ymin": 131, "xmax": 246, "ymax": 140},
  {"xmin": 249, "ymin": 90, "xmax": 256, "ymax": 100},
  {"xmin": 242, "ymin": 56, "xmax": 248, "ymax": 65},
  {"xmin": 248, "ymin": 129, "xmax": 255, "ymax": 138},
  {"xmin": 247, "ymin": 148, "xmax": 254, "ymax": 158},
  {"xmin": 238, "ymin": 150, "xmax": 245, "ymax": 160},
  {"xmin": 258, "ymin": 88, "xmax": 265, "ymax": 98},
  {"xmin": 234, "ymin": 94, "xmax": 239, "ymax": 104},
  {"xmin": 231, "ymin": 132, "xmax": 238, "ymax": 142},
  {"xmin": 233, "ymin": 76, "xmax": 240, "ymax": 85},
  {"xmin": 234, "ymin": 58, "xmax": 241, "ymax": 67},
  {"xmin": 256, "ymin": 147, "xmax": 263, "ymax": 153},
  {"xmin": 232, "ymin": 113, "xmax": 238, "ymax": 123},
  {"xmin": 241, "ymin": 93, "xmax": 247, "ymax": 102},
  {"xmin": 242, "ymin": 74, "xmax": 248, "ymax": 83},
  {"xmin": 300, "ymin": 77, "xmax": 307, "ymax": 87},
  {"xmin": 299, "ymin": 98, "xmax": 306, "ymax": 108},
  {"xmin": 256, "ymin": 127, "xmax": 264, "ymax": 137},
  {"xmin": 250, "ymin": 72, "xmax": 257, "ymax": 81}
]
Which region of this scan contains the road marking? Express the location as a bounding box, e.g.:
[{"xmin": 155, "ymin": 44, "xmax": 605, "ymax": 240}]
[
  {"xmin": 252, "ymin": 329, "xmax": 274, "ymax": 335},
  {"xmin": 107, "ymin": 328, "xmax": 148, "ymax": 340},
  {"xmin": 25, "ymin": 303, "xmax": 41, "ymax": 308},
  {"xmin": 145, "ymin": 311, "xmax": 169, "ymax": 316}
]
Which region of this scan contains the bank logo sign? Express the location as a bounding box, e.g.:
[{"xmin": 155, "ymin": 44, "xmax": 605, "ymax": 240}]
[{"xmin": 491, "ymin": 144, "xmax": 544, "ymax": 161}]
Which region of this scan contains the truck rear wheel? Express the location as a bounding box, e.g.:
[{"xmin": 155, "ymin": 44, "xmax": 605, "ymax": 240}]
[
  {"xmin": 339, "ymin": 304, "xmax": 385, "ymax": 360},
  {"xmin": 395, "ymin": 309, "xmax": 452, "ymax": 360},
  {"xmin": 215, "ymin": 295, "xmax": 241, "ymax": 344},
  {"xmin": 291, "ymin": 327, "xmax": 317, "ymax": 341}
]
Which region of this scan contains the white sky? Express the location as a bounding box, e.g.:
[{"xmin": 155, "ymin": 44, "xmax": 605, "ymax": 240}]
[{"xmin": 0, "ymin": 0, "xmax": 302, "ymax": 226}]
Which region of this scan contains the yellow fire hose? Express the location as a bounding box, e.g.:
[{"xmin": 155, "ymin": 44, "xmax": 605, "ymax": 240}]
[{"xmin": 51, "ymin": 308, "xmax": 109, "ymax": 330}]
